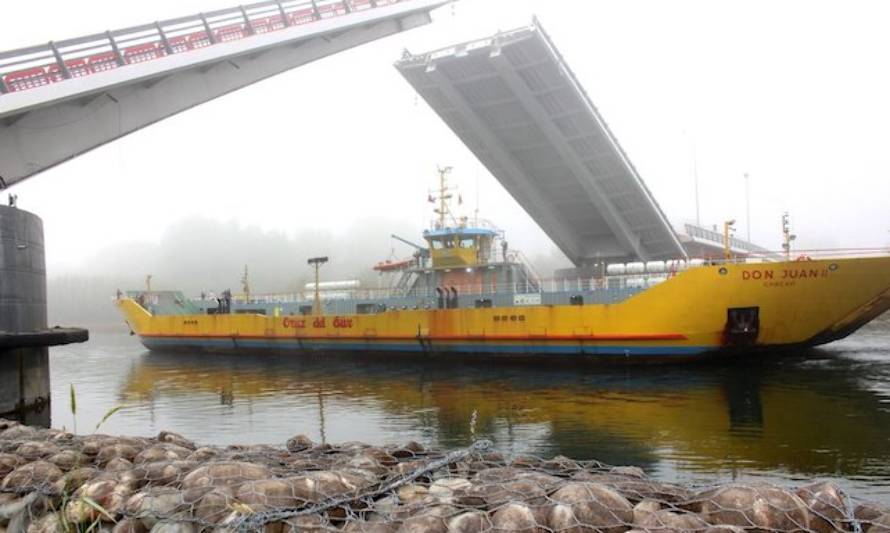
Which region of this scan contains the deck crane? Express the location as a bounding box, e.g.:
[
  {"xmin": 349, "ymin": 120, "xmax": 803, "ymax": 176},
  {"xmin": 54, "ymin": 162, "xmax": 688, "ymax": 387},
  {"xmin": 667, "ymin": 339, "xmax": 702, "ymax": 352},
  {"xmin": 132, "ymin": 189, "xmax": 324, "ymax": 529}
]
[{"xmin": 391, "ymin": 234, "xmax": 431, "ymax": 259}]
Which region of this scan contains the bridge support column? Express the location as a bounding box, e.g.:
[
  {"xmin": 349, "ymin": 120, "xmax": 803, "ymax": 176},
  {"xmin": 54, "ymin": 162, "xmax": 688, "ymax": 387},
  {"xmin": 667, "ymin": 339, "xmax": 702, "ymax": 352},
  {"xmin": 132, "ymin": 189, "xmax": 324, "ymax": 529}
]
[
  {"xmin": 0, "ymin": 348, "xmax": 50, "ymax": 425},
  {"xmin": 0, "ymin": 205, "xmax": 87, "ymax": 423}
]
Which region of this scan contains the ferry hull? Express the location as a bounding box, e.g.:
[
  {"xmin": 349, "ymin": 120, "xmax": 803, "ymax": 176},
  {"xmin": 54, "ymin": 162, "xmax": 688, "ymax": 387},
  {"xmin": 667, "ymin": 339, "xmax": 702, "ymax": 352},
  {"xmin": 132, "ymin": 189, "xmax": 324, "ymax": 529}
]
[
  {"xmin": 117, "ymin": 257, "xmax": 890, "ymax": 361},
  {"xmin": 137, "ymin": 336, "xmax": 712, "ymax": 360}
]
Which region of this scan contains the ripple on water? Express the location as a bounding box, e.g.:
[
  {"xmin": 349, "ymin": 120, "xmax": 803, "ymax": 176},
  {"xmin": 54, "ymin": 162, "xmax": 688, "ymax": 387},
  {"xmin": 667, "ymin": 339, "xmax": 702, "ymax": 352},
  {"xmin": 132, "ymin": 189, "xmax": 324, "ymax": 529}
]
[{"xmin": 39, "ymin": 325, "xmax": 890, "ymax": 502}]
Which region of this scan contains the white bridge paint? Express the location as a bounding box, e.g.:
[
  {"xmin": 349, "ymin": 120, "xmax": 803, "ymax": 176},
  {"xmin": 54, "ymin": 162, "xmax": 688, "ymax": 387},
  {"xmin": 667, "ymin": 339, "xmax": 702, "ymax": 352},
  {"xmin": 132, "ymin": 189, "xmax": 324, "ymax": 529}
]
[
  {"xmin": 0, "ymin": 0, "xmax": 449, "ymax": 189},
  {"xmin": 397, "ymin": 21, "xmax": 689, "ymax": 266}
]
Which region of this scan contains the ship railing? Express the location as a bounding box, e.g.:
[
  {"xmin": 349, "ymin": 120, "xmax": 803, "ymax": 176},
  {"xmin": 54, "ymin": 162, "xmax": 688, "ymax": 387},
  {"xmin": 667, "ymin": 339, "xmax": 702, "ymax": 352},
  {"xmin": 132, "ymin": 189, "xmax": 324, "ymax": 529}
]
[
  {"xmin": 220, "ymin": 277, "xmax": 648, "ymax": 304},
  {"xmin": 683, "ymin": 223, "xmax": 772, "ymax": 254},
  {"xmin": 0, "ymin": 0, "xmax": 407, "ymax": 96},
  {"xmin": 222, "ymin": 248, "xmax": 890, "ymax": 303},
  {"xmin": 506, "ymin": 248, "xmax": 543, "ymax": 286},
  {"xmin": 690, "ymin": 246, "xmax": 890, "ymax": 264},
  {"xmin": 427, "ymin": 218, "xmax": 504, "ymax": 235}
]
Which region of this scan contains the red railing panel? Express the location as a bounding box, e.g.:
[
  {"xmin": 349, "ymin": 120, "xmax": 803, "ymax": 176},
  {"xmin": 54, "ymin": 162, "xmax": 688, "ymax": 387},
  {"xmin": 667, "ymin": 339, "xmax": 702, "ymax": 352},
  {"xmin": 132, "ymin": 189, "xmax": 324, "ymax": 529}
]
[
  {"xmin": 317, "ymin": 3, "xmax": 348, "ymax": 18},
  {"xmin": 88, "ymin": 52, "xmax": 120, "ymax": 72},
  {"xmin": 214, "ymin": 24, "xmax": 246, "ymax": 42},
  {"xmin": 268, "ymin": 15, "xmax": 287, "ymax": 30},
  {"xmin": 4, "ymin": 67, "xmax": 51, "ymax": 92},
  {"xmin": 47, "ymin": 59, "xmax": 92, "ymax": 82},
  {"xmin": 167, "ymin": 36, "xmax": 192, "ymax": 54},
  {"xmin": 250, "ymin": 17, "xmax": 274, "ymax": 34},
  {"xmin": 1, "ymin": 0, "xmax": 397, "ymax": 95},
  {"xmin": 124, "ymin": 43, "xmax": 166, "ymax": 64},
  {"xmin": 290, "ymin": 8, "xmax": 316, "ymax": 25},
  {"xmin": 187, "ymin": 31, "xmax": 213, "ymax": 49}
]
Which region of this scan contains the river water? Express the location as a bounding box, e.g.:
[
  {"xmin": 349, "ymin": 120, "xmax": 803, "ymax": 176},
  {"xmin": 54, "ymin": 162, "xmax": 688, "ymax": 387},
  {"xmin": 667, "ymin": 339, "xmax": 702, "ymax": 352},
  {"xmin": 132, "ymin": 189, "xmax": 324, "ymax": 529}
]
[{"xmin": 37, "ymin": 320, "xmax": 890, "ymax": 503}]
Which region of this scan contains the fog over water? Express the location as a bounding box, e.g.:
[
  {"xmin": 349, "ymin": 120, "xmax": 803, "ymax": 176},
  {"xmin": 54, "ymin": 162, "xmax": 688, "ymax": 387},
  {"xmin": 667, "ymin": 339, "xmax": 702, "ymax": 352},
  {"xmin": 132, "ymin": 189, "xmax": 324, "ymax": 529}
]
[
  {"xmin": 3, "ymin": 0, "xmax": 890, "ymax": 293},
  {"xmin": 45, "ymin": 216, "xmax": 574, "ymax": 325}
]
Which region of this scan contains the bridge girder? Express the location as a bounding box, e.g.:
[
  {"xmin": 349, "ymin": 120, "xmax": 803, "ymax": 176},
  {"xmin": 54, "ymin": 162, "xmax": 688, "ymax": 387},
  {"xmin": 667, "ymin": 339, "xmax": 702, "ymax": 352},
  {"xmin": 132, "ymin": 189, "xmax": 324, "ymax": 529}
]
[{"xmin": 0, "ymin": 0, "xmax": 448, "ymax": 189}]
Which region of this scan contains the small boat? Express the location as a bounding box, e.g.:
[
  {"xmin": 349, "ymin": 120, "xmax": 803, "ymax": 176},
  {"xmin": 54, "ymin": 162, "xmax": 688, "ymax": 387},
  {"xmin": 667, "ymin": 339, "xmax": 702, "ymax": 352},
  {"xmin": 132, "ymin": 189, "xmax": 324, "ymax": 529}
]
[{"xmin": 373, "ymin": 258, "xmax": 416, "ymax": 273}]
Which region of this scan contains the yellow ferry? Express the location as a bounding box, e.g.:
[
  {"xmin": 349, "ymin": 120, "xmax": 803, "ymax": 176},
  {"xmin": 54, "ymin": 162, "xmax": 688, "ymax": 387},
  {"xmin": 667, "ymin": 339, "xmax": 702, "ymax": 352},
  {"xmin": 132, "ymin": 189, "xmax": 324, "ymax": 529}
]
[{"xmin": 115, "ymin": 172, "xmax": 890, "ymax": 361}]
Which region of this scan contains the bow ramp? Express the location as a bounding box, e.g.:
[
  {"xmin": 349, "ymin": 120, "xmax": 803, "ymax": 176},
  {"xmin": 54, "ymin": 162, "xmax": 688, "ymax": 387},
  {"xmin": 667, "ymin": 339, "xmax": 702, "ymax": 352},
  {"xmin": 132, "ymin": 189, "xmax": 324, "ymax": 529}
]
[
  {"xmin": 0, "ymin": 0, "xmax": 450, "ymax": 188},
  {"xmin": 396, "ymin": 20, "xmax": 686, "ymax": 266}
]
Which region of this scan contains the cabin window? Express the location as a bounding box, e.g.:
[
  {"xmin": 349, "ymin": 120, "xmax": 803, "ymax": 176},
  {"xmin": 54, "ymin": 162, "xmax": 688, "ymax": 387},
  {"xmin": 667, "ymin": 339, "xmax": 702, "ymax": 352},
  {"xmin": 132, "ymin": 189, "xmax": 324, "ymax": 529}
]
[
  {"xmin": 356, "ymin": 303, "xmax": 380, "ymax": 315},
  {"xmin": 431, "ymin": 240, "xmax": 444, "ymax": 250},
  {"xmin": 570, "ymin": 295, "xmax": 584, "ymax": 306},
  {"xmin": 460, "ymin": 238, "xmax": 475, "ymax": 248},
  {"xmin": 299, "ymin": 305, "xmax": 313, "ymax": 316}
]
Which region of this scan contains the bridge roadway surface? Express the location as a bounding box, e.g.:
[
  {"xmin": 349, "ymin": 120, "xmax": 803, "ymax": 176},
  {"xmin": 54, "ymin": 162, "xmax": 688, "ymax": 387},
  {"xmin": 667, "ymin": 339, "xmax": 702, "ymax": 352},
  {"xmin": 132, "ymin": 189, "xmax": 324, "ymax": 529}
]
[
  {"xmin": 397, "ymin": 20, "xmax": 688, "ymax": 266},
  {"xmin": 0, "ymin": 0, "xmax": 450, "ymax": 189}
]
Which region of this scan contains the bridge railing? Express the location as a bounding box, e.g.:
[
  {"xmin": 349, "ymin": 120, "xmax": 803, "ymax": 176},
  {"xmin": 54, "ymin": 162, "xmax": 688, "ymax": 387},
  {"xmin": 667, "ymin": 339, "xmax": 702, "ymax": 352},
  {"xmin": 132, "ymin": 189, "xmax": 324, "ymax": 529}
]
[{"xmin": 0, "ymin": 0, "xmax": 405, "ymax": 95}]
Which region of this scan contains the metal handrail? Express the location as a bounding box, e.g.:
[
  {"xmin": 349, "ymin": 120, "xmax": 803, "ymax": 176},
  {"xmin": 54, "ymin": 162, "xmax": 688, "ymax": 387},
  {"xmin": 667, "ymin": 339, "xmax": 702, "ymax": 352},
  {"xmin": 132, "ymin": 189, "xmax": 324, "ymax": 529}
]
[
  {"xmin": 683, "ymin": 223, "xmax": 772, "ymax": 254},
  {"xmin": 128, "ymin": 248, "xmax": 890, "ymax": 306},
  {"xmin": 211, "ymin": 248, "xmax": 890, "ymax": 304},
  {"xmin": 0, "ymin": 0, "xmax": 403, "ymax": 95},
  {"xmin": 210, "ymin": 274, "xmax": 668, "ymax": 305}
]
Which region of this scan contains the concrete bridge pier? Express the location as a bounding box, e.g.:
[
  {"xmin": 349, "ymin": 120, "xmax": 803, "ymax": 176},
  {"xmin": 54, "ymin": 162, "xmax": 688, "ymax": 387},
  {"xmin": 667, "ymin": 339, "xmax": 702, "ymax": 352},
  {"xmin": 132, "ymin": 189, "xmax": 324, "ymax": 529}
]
[
  {"xmin": 0, "ymin": 348, "xmax": 51, "ymax": 425},
  {"xmin": 0, "ymin": 204, "xmax": 87, "ymax": 423}
]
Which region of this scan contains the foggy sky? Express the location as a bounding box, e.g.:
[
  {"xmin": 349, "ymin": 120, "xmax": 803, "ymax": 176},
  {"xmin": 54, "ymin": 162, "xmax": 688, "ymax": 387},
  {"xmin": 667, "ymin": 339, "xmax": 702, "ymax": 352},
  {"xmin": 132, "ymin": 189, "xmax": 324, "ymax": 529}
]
[{"xmin": 4, "ymin": 0, "xmax": 890, "ymax": 284}]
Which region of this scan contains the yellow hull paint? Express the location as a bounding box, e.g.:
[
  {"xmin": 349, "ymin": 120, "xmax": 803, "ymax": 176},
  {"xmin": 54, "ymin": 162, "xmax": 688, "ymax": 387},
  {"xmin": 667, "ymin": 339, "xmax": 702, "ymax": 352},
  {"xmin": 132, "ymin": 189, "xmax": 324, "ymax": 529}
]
[{"xmin": 117, "ymin": 257, "xmax": 890, "ymax": 358}]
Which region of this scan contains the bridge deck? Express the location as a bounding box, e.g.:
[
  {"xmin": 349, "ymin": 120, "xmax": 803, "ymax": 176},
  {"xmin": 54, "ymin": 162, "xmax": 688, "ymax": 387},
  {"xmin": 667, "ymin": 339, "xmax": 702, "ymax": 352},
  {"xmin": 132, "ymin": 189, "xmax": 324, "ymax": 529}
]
[
  {"xmin": 396, "ymin": 21, "xmax": 687, "ymax": 265},
  {"xmin": 1, "ymin": 0, "xmax": 419, "ymax": 98},
  {"xmin": 0, "ymin": 0, "xmax": 449, "ymax": 188}
]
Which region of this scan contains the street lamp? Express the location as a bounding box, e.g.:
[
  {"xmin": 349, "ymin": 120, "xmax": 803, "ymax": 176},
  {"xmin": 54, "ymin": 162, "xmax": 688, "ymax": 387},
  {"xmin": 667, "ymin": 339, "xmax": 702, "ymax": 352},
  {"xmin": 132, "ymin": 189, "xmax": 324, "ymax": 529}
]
[
  {"xmin": 308, "ymin": 257, "xmax": 328, "ymax": 315},
  {"xmin": 781, "ymin": 213, "xmax": 797, "ymax": 261},
  {"xmin": 681, "ymin": 130, "xmax": 701, "ymax": 225},
  {"xmin": 745, "ymin": 172, "xmax": 751, "ymax": 242},
  {"xmin": 723, "ymin": 220, "xmax": 736, "ymax": 261}
]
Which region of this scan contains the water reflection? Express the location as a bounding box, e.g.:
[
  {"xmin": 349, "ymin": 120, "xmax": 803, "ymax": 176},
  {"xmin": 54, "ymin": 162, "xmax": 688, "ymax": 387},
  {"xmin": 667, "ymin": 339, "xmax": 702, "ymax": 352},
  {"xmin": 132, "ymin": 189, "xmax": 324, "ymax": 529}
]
[
  {"xmin": 114, "ymin": 334, "xmax": 890, "ymax": 494},
  {"xmin": 34, "ymin": 322, "xmax": 890, "ymax": 500}
]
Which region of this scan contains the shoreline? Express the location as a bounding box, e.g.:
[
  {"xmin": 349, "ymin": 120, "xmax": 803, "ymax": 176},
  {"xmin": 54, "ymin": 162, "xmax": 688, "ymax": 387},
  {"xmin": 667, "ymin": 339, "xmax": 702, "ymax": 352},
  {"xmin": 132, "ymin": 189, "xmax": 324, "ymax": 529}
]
[{"xmin": 2, "ymin": 419, "xmax": 889, "ymax": 532}]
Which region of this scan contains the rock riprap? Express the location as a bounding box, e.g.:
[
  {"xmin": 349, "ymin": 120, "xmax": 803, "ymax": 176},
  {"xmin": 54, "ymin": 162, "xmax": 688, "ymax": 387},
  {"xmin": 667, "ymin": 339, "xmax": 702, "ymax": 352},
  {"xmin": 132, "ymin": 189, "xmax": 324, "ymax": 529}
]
[{"xmin": 0, "ymin": 419, "xmax": 885, "ymax": 532}]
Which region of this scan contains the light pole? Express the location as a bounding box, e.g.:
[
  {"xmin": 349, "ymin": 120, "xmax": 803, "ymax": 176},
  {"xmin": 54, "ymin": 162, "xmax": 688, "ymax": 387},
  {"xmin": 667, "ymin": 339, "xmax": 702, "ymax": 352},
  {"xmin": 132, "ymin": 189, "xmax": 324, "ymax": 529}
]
[
  {"xmin": 781, "ymin": 213, "xmax": 797, "ymax": 261},
  {"xmin": 723, "ymin": 219, "xmax": 736, "ymax": 261},
  {"xmin": 681, "ymin": 130, "xmax": 701, "ymax": 225},
  {"xmin": 308, "ymin": 257, "xmax": 328, "ymax": 315},
  {"xmin": 744, "ymin": 173, "xmax": 751, "ymax": 242}
]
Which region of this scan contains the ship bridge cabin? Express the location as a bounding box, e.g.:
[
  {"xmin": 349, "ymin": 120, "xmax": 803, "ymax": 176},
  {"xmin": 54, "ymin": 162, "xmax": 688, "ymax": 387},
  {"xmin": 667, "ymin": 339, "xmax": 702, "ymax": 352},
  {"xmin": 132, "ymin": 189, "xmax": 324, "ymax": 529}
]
[
  {"xmin": 387, "ymin": 219, "xmax": 541, "ymax": 308},
  {"xmin": 425, "ymin": 226, "xmax": 498, "ymax": 269}
]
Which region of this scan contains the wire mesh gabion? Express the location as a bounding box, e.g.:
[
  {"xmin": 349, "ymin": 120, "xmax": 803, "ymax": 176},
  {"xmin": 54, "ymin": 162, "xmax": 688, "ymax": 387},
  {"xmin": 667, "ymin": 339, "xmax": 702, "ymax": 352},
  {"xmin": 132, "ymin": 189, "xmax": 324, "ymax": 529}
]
[{"xmin": 0, "ymin": 418, "xmax": 888, "ymax": 533}]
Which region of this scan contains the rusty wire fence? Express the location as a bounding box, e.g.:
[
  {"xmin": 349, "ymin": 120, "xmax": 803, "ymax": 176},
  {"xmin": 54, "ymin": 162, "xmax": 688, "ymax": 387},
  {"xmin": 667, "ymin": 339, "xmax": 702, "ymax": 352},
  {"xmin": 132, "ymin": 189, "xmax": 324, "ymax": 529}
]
[{"xmin": 0, "ymin": 419, "xmax": 888, "ymax": 532}]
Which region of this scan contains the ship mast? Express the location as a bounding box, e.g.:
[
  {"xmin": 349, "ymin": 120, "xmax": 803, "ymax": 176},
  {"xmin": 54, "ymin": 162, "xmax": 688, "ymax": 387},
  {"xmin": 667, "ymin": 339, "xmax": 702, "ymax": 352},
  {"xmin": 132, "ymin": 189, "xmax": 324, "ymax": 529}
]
[
  {"xmin": 434, "ymin": 166, "xmax": 454, "ymax": 229},
  {"xmin": 241, "ymin": 265, "xmax": 250, "ymax": 303}
]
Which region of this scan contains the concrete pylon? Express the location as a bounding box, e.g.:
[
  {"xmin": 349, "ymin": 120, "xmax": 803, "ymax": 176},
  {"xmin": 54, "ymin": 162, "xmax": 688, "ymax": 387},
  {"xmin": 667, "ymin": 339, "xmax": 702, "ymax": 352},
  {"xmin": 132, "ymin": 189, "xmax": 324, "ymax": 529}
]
[{"xmin": 0, "ymin": 204, "xmax": 87, "ymax": 423}]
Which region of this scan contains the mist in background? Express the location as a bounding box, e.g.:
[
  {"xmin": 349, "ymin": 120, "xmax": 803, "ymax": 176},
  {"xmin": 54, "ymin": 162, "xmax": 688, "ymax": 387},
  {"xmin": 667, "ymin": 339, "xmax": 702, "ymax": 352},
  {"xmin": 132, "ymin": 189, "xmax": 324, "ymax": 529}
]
[
  {"xmin": 47, "ymin": 216, "xmax": 571, "ymax": 325},
  {"xmin": 4, "ymin": 0, "xmax": 889, "ymax": 325}
]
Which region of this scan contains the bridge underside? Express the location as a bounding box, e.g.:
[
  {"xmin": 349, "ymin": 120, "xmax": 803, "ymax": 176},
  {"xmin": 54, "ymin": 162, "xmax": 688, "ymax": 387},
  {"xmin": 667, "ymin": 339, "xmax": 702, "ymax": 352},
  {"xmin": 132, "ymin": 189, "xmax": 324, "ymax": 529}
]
[
  {"xmin": 0, "ymin": 0, "xmax": 447, "ymax": 189},
  {"xmin": 396, "ymin": 20, "xmax": 687, "ymax": 266}
]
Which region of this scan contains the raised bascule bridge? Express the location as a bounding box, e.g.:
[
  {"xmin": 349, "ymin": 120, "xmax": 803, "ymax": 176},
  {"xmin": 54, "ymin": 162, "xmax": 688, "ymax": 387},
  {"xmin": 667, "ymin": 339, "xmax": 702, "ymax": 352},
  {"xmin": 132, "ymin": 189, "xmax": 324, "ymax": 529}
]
[
  {"xmin": 395, "ymin": 20, "xmax": 770, "ymax": 277},
  {"xmin": 0, "ymin": 0, "xmax": 451, "ymax": 420}
]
